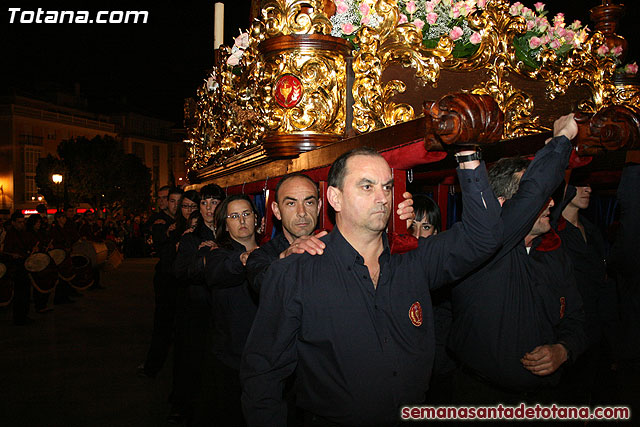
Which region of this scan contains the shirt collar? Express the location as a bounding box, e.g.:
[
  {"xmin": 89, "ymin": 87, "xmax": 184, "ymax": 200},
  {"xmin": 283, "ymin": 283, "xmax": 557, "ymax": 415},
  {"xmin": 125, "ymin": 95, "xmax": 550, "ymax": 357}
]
[{"xmin": 328, "ymin": 226, "xmax": 391, "ymax": 267}]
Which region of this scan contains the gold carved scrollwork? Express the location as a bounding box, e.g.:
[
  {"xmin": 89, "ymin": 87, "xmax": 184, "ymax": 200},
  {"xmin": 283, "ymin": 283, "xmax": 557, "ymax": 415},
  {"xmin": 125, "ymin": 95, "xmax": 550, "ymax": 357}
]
[
  {"xmin": 261, "ymin": 39, "xmax": 349, "ymax": 137},
  {"xmin": 261, "ymin": 0, "xmax": 332, "ymax": 37},
  {"xmin": 351, "ymin": 0, "xmax": 636, "ymax": 140},
  {"xmin": 352, "ymin": 0, "xmax": 454, "ymax": 133},
  {"xmin": 186, "ymin": 40, "xmax": 267, "ymax": 170}
]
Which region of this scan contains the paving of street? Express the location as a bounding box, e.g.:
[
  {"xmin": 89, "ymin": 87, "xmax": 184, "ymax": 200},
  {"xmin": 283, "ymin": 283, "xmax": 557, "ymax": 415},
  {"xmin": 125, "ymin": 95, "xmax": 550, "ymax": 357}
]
[{"xmin": 0, "ymin": 258, "xmax": 172, "ymax": 427}]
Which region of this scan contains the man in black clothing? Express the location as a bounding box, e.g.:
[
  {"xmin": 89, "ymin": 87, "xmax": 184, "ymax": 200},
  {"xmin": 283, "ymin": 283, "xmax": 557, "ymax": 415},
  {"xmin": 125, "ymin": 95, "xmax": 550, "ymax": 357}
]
[
  {"xmin": 241, "ymin": 146, "xmax": 502, "ymax": 426},
  {"xmin": 139, "ymin": 186, "xmax": 183, "ymax": 378},
  {"xmin": 246, "ymin": 172, "xmax": 416, "ymax": 297},
  {"xmin": 245, "ymin": 173, "xmax": 326, "ymax": 298},
  {"xmin": 448, "ymin": 114, "xmax": 587, "ymax": 404}
]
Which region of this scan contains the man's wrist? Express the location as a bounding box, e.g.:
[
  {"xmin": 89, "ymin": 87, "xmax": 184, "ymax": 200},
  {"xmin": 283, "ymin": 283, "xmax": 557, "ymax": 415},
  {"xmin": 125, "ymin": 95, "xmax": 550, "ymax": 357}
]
[{"xmin": 455, "ymin": 148, "xmax": 482, "ymax": 169}]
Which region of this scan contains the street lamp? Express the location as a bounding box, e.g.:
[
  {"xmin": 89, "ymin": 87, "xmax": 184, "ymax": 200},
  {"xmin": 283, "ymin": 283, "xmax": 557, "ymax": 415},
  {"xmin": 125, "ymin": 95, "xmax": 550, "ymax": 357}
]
[{"xmin": 52, "ymin": 174, "xmax": 63, "ymax": 211}]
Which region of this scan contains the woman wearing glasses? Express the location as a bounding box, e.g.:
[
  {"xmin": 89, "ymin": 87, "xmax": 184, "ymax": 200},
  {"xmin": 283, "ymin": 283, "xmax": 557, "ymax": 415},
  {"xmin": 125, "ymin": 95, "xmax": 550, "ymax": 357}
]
[{"xmin": 204, "ymin": 194, "xmax": 260, "ymax": 426}]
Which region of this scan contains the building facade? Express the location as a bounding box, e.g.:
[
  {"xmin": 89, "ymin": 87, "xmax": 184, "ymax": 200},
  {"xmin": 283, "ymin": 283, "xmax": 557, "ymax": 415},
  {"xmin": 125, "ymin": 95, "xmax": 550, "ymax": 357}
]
[{"xmin": 0, "ymin": 91, "xmax": 186, "ymax": 216}]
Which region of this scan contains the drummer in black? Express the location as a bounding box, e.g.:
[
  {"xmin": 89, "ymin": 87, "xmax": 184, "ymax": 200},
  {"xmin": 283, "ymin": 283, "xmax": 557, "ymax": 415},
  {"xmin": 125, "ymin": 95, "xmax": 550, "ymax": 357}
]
[
  {"xmin": 2, "ymin": 211, "xmax": 34, "ymax": 325},
  {"xmin": 24, "ymin": 214, "xmax": 54, "ymax": 312},
  {"xmin": 78, "ymin": 211, "xmax": 106, "ymax": 290},
  {"xmin": 50, "ymin": 211, "xmax": 80, "ymax": 302}
]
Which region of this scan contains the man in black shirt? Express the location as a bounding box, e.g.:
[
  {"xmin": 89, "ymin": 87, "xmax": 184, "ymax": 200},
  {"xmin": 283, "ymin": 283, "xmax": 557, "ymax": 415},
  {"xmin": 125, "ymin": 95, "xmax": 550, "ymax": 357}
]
[
  {"xmin": 448, "ymin": 115, "xmax": 587, "ymax": 403},
  {"xmin": 247, "ymin": 173, "xmax": 416, "ymax": 297},
  {"xmin": 241, "ymin": 146, "xmax": 502, "ymax": 426},
  {"xmin": 139, "ymin": 187, "xmax": 183, "ymax": 378}
]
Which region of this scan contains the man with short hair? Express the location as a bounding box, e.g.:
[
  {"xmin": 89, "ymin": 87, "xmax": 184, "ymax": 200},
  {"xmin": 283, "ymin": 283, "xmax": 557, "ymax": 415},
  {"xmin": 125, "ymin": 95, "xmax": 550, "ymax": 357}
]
[
  {"xmin": 448, "ymin": 114, "xmax": 587, "ymax": 404},
  {"xmin": 241, "ymin": 146, "xmax": 502, "ymax": 426},
  {"xmin": 139, "ymin": 187, "xmax": 183, "ymax": 378},
  {"xmin": 156, "ymin": 185, "xmax": 171, "ymax": 216},
  {"xmin": 246, "ymin": 172, "xmax": 415, "ymax": 297}
]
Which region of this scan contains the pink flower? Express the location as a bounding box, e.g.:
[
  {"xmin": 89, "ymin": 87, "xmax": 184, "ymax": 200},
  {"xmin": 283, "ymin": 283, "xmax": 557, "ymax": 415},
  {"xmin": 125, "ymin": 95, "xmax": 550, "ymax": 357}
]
[
  {"xmin": 536, "ymin": 17, "xmax": 549, "ymax": 32},
  {"xmin": 529, "ymin": 36, "xmax": 542, "ymax": 49},
  {"xmin": 360, "ymin": 14, "xmax": 370, "ymax": 25},
  {"xmin": 336, "ymin": 1, "xmax": 348, "ymax": 14},
  {"xmin": 470, "ymin": 32, "xmax": 482, "ymax": 45},
  {"xmin": 527, "ymin": 20, "xmax": 535, "ymax": 31},
  {"xmin": 398, "ymin": 14, "xmax": 409, "ymax": 24},
  {"xmin": 406, "ymin": 1, "xmax": 417, "ymax": 14},
  {"xmin": 553, "ymin": 13, "xmax": 565, "ymax": 26},
  {"xmin": 626, "ymin": 62, "xmax": 638, "ymax": 74},
  {"xmin": 413, "ymin": 18, "xmax": 425, "ymax": 30},
  {"xmin": 541, "ymin": 35, "xmax": 550, "ymax": 45},
  {"xmin": 522, "ymin": 7, "xmax": 534, "ymax": 20},
  {"xmin": 451, "ymin": 5, "xmax": 461, "ymax": 18},
  {"xmin": 570, "ymin": 20, "xmax": 581, "ymax": 30},
  {"xmin": 533, "ymin": 2, "xmax": 545, "ymax": 12},
  {"xmin": 449, "ymin": 26, "xmax": 464, "ymax": 41},
  {"xmin": 477, "ymin": 0, "xmax": 487, "ymax": 8},
  {"xmin": 596, "ymin": 44, "xmax": 610, "ymax": 56},
  {"xmin": 341, "ymin": 22, "xmax": 355, "ymax": 34},
  {"xmin": 425, "ymin": 1, "xmax": 435, "ymax": 13},
  {"xmin": 564, "ymin": 30, "xmax": 574, "ymax": 43},
  {"xmin": 427, "ymin": 12, "xmax": 438, "ymax": 25},
  {"xmin": 555, "ymin": 27, "xmax": 566, "ymax": 38},
  {"xmin": 359, "ymin": 2, "xmax": 370, "ymax": 15},
  {"xmin": 550, "ymin": 39, "xmax": 561, "ymax": 49},
  {"xmin": 509, "ymin": 2, "xmax": 524, "ymax": 16},
  {"xmin": 612, "ymin": 46, "xmax": 623, "ymax": 57},
  {"xmin": 226, "ymin": 51, "xmax": 243, "ymax": 66},
  {"xmin": 234, "ymin": 33, "xmax": 250, "ymax": 49}
]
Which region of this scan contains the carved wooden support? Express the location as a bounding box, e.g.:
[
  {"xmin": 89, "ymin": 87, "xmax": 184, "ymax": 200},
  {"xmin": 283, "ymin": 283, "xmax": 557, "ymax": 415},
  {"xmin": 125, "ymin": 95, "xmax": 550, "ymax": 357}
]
[
  {"xmin": 423, "ymin": 93, "xmax": 504, "ymax": 151},
  {"xmin": 574, "ymin": 105, "xmax": 640, "ymax": 156}
]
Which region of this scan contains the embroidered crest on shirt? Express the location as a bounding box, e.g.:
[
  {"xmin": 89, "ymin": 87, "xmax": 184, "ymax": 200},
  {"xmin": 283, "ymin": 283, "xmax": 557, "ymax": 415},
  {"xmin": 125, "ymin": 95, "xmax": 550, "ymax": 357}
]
[
  {"xmin": 560, "ymin": 297, "xmax": 566, "ymax": 319},
  {"xmin": 409, "ymin": 301, "xmax": 422, "ymax": 327}
]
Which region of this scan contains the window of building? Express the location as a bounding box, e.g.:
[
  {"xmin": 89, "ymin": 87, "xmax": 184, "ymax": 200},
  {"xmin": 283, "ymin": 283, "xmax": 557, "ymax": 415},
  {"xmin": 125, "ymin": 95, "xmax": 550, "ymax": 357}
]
[{"xmin": 24, "ymin": 147, "xmax": 41, "ymax": 201}]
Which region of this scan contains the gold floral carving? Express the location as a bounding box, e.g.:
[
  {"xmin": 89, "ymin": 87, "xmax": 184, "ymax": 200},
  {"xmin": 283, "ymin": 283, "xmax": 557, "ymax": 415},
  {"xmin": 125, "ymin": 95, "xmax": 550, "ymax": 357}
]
[
  {"xmin": 186, "ymin": 42, "xmax": 266, "ymax": 171},
  {"xmin": 352, "ymin": 0, "xmax": 455, "ymax": 133},
  {"xmin": 261, "ymin": 0, "xmax": 332, "ymax": 37},
  {"xmin": 351, "ymin": 0, "xmax": 635, "ymax": 139},
  {"xmin": 260, "ymin": 43, "xmax": 348, "ymax": 136}
]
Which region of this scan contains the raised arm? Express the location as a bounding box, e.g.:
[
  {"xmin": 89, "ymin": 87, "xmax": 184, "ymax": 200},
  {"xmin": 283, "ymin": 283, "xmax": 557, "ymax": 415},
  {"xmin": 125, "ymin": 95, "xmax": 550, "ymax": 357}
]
[
  {"xmin": 499, "ymin": 116, "xmax": 577, "ymax": 255},
  {"xmin": 412, "ymin": 158, "xmax": 503, "ymax": 289}
]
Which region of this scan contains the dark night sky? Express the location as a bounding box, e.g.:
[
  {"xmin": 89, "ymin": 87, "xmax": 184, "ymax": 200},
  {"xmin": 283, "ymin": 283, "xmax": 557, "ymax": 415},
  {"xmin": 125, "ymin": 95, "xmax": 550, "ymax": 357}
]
[{"xmin": 2, "ymin": 1, "xmax": 638, "ymax": 124}]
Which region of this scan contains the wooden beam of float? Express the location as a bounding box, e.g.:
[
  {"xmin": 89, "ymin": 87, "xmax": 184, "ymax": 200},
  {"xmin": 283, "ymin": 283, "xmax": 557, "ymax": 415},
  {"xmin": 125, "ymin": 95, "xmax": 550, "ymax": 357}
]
[{"xmin": 194, "ymin": 92, "xmax": 640, "ymax": 189}]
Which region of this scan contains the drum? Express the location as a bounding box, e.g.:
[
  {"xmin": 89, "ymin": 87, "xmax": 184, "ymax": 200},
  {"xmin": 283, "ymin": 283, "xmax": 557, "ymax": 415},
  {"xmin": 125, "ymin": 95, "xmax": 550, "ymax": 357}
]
[
  {"xmin": 72, "ymin": 240, "xmax": 109, "ymax": 267},
  {"xmin": 104, "ymin": 240, "xmax": 123, "ymax": 270},
  {"xmin": 70, "ymin": 255, "xmax": 94, "ymax": 290},
  {"xmin": 24, "ymin": 253, "xmax": 58, "ymax": 294},
  {"xmin": 0, "ymin": 262, "xmax": 14, "ymax": 307},
  {"xmin": 49, "ymin": 248, "xmax": 76, "ymax": 281}
]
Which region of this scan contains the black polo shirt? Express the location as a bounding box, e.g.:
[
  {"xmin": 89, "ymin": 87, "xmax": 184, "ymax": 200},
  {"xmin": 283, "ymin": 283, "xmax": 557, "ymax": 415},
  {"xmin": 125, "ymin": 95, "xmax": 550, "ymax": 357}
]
[
  {"xmin": 246, "ymin": 232, "xmax": 290, "ymax": 297},
  {"xmin": 241, "ymin": 165, "xmax": 502, "ymax": 426},
  {"xmin": 449, "ymin": 136, "xmax": 587, "ymax": 392}
]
